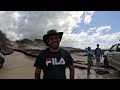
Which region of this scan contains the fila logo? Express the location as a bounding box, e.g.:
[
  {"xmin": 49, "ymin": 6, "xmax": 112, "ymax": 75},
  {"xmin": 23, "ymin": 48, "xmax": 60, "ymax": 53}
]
[{"xmin": 46, "ymin": 58, "xmax": 65, "ymax": 66}]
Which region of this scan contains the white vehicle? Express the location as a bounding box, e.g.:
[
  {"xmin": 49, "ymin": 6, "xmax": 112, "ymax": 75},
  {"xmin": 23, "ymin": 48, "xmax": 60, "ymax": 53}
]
[{"xmin": 103, "ymin": 43, "xmax": 120, "ymax": 71}]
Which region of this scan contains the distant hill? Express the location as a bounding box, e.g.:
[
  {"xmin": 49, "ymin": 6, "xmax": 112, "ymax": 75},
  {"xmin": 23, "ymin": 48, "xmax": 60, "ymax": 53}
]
[
  {"xmin": 7, "ymin": 38, "xmax": 86, "ymax": 53},
  {"xmin": 0, "ymin": 30, "xmax": 107, "ymax": 55}
]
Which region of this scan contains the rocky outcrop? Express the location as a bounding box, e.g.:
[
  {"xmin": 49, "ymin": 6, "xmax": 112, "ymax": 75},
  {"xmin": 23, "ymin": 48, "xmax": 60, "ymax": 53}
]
[{"xmin": 0, "ymin": 43, "xmax": 13, "ymax": 55}]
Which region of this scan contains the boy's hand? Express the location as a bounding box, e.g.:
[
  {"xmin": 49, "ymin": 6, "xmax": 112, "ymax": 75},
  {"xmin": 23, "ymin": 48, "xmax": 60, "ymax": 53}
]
[{"xmin": 93, "ymin": 55, "xmax": 96, "ymax": 60}]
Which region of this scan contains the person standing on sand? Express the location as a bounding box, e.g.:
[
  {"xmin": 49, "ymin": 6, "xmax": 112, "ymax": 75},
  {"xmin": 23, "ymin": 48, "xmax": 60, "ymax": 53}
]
[
  {"xmin": 86, "ymin": 47, "xmax": 94, "ymax": 75},
  {"xmin": 94, "ymin": 44, "xmax": 102, "ymax": 70},
  {"xmin": 34, "ymin": 29, "xmax": 75, "ymax": 79}
]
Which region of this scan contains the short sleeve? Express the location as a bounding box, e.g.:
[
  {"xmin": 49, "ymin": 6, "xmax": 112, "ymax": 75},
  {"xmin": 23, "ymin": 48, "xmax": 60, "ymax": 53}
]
[
  {"xmin": 34, "ymin": 52, "xmax": 44, "ymax": 69},
  {"xmin": 65, "ymin": 51, "xmax": 74, "ymax": 66}
]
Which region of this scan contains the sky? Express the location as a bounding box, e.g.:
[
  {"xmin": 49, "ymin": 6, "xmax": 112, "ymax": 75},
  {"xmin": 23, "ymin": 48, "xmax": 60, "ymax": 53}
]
[{"xmin": 0, "ymin": 11, "xmax": 120, "ymax": 49}]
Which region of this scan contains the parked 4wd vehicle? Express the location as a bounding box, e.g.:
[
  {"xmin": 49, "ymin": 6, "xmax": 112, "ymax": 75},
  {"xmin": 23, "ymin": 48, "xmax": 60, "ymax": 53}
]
[{"xmin": 103, "ymin": 43, "xmax": 120, "ymax": 70}]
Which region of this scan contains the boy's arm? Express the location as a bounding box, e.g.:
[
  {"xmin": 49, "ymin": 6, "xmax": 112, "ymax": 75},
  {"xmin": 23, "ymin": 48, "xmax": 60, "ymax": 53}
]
[
  {"xmin": 35, "ymin": 67, "xmax": 41, "ymax": 79},
  {"xmin": 65, "ymin": 50, "xmax": 75, "ymax": 79},
  {"xmin": 68, "ymin": 65, "xmax": 74, "ymax": 79},
  {"xmin": 94, "ymin": 48, "xmax": 96, "ymax": 55}
]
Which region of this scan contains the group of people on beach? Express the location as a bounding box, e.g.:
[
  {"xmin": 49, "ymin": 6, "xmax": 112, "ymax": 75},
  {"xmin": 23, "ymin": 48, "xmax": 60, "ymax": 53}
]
[
  {"xmin": 0, "ymin": 29, "xmax": 102, "ymax": 79},
  {"xmin": 34, "ymin": 29, "xmax": 103, "ymax": 79},
  {"xmin": 85, "ymin": 44, "xmax": 102, "ymax": 79}
]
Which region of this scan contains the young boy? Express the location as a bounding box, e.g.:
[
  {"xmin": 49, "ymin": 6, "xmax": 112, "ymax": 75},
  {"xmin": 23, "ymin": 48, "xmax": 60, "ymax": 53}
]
[{"xmin": 86, "ymin": 47, "xmax": 94, "ymax": 75}]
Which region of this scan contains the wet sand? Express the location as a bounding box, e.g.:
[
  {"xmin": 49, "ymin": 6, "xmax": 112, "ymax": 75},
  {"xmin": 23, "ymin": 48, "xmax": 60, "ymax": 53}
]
[
  {"xmin": 0, "ymin": 51, "xmax": 87, "ymax": 79},
  {"xmin": 0, "ymin": 51, "xmax": 73, "ymax": 79},
  {"xmin": 0, "ymin": 51, "xmax": 120, "ymax": 79},
  {"xmin": 0, "ymin": 52, "xmax": 36, "ymax": 79}
]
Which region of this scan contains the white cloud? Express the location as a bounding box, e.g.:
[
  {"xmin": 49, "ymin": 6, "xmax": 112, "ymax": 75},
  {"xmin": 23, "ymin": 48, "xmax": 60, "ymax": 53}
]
[
  {"xmin": 90, "ymin": 27, "xmax": 97, "ymax": 30},
  {"xmin": 84, "ymin": 11, "xmax": 95, "ymax": 24},
  {"xmin": 0, "ymin": 11, "xmax": 120, "ymax": 50},
  {"xmin": 0, "ymin": 11, "xmax": 84, "ymax": 41},
  {"xmin": 61, "ymin": 25, "xmax": 120, "ymax": 49},
  {"xmin": 91, "ymin": 25, "xmax": 111, "ymax": 38},
  {"xmin": 96, "ymin": 25, "xmax": 111, "ymax": 32},
  {"xmin": 87, "ymin": 27, "xmax": 97, "ymax": 33}
]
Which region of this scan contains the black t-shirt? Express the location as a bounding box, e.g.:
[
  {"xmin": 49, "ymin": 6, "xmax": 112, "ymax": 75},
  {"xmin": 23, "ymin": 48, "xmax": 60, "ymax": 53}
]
[{"xmin": 34, "ymin": 48, "xmax": 73, "ymax": 79}]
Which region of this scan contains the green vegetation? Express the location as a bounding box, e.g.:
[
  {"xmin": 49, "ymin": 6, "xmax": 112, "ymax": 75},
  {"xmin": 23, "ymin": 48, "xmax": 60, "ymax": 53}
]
[{"xmin": 0, "ymin": 30, "xmax": 8, "ymax": 43}]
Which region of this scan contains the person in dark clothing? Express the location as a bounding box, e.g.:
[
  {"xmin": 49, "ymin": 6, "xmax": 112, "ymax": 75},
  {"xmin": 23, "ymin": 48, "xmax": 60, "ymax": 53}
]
[
  {"xmin": 94, "ymin": 44, "xmax": 102, "ymax": 70},
  {"xmin": 34, "ymin": 29, "xmax": 75, "ymax": 79}
]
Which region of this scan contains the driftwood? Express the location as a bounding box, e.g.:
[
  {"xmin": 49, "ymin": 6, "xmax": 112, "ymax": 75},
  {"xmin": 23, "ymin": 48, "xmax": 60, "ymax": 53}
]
[{"xmin": 13, "ymin": 49, "xmax": 41, "ymax": 58}]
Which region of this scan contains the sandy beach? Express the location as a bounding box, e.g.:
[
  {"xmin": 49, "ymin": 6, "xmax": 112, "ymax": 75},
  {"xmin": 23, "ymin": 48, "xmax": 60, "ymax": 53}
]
[
  {"xmin": 0, "ymin": 52, "xmax": 36, "ymax": 79},
  {"xmin": 0, "ymin": 51, "xmax": 87, "ymax": 79},
  {"xmin": 0, "ymin": 51, "xmax": 120, "ymax": 79}
]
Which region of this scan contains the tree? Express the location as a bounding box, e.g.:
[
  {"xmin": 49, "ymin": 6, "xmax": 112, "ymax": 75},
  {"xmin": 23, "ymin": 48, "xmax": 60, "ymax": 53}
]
[{"xmin": 0, "ymin": 30, "xmax": 8, "ymax": 43}]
